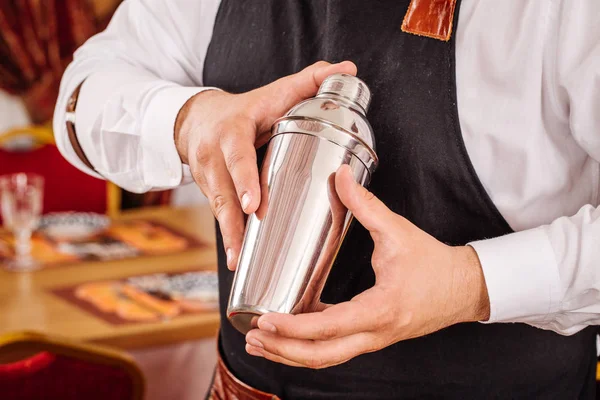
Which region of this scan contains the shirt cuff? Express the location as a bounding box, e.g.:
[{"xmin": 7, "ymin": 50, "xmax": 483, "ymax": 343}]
[
  {"xmin": 469, "ymin": 227, "xmax": 561, "ymax": 324},
  {"xmin": 140, "ymin": 86, "xmax": 218, "ymax": 189},
  {"xmin": 54, "ymin": 77, "xmax": 104, "ymax": 180}
]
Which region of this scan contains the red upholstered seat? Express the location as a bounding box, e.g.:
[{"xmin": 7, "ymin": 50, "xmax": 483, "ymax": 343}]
[
  {"xmin": 0, "ymin": 144, "xmax": 107, "ymax": 215},
  {"xmin": 0, "ymin": 351, "xmax": 134, "ymax": 400},
  {"xmin": 0, "ymin": 332, "xmax": 144, "ymax": 400}
]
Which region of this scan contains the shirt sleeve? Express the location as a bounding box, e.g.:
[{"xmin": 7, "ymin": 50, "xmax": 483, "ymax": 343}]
[
  {"xmin": 53, "ymin": 0, "xmax": 222, "ymax": 193},
  {"xmin": 469, "ymin": 0, "xmax": 600, "ymax": 335}
]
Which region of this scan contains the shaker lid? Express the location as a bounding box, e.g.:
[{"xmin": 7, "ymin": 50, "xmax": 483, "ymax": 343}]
[
  {"xmin": 271, "ymin": 73, "xmax": 378, "ymax": 176},
  {"xmin": 317, "ymin": 73, "xmax": 371, "ymax": 114}
]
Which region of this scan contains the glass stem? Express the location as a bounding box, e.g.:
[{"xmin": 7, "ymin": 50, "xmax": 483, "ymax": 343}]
[{"xmin": 14, "ymin": 229, "xmax": 32, "ymax": 264}]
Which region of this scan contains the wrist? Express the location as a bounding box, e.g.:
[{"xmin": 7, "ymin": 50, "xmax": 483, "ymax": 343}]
[
  {"xmin": 174, "ymin": 89, "xmax": 224, "ymax": 164},
  {"xmin": 451, "ymin": 245, "xmax": 491, "ymax": 323}
]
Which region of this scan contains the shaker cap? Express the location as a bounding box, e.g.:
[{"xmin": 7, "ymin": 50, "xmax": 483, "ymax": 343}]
[
  {"xmin": 271, "ymin": 72, "xmax": 378, "ymax": 175},
  {"xmin": 317, "ymin": 73, "xmax": 372, "ymax": 114}
]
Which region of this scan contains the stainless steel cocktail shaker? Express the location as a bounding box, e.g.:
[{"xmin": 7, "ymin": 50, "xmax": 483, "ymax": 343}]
[{"xmin": 227, "ymin": 73, "xmax": 377, "ymax": 334}]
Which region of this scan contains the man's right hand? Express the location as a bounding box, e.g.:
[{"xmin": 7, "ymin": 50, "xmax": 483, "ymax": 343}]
[{"xmin": 174, "ymin": 61, "xmax": 357, "ymax": 270}]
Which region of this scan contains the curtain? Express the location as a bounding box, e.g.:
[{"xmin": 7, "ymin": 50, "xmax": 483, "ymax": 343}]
[
  {"xmin": 0, "ymin": 0, "xmax": 98, "ymax": 124},
  {"xmin": 0, "ymin": 0, "xmax": 172, "ymax": 210}
]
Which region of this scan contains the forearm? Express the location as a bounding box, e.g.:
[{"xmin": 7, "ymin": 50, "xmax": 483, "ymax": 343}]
[
  {"xmin": 53, "ymin": 0, "xmax": 219, "ymax": 192},
  {"xmin": 55, "ymin": 63, "xmax": 202, "ymax": 191},
  {"xmin": 470, "ymin": 204, "xmax": 600, "ymax": 334}
]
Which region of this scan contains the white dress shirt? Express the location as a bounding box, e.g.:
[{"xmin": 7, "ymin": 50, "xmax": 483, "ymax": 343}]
[{"xmin": 54, "ymin": 0, "xmax": 600, "ymax": 335}]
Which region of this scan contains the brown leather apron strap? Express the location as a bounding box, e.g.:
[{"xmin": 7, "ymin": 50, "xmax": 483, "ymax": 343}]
[
  {"xmin": 66, "ymin": 80, "xmax": 96, "ymax": 172},
  {"xmin": 209, "ymin": 353, "xmax": 280, "ymax": 400},
  {"xmin": 401, "ymin": 0, "xmax": 458, "ymax": 41}
]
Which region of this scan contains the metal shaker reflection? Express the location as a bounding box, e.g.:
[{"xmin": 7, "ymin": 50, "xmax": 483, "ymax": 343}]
[
  {"xmin": 227, "ymin": 74, "xmax": 377, "ymax": 334},
  {"xmin": 291, "ymin": 169, "xmax": 352, "ymax": 315}
]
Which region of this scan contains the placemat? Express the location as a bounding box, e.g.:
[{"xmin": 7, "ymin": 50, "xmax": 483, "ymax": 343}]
[
  {"xmin": 0, "ymin": 219, "xmax": 207, "ymax": 268},
  {"xmin": 51, "ymin": 270, "xmax": 219, "ymax": 326}
]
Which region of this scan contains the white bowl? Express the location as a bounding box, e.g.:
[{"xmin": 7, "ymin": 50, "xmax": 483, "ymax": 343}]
[{"xmin": 39, "ymin": 212, "xmax": 110, "ymax": 241}]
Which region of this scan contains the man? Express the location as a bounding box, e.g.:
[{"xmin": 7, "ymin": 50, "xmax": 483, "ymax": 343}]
[{"xmin": 54, "ymin": 0, "xmax": 600, "ymax": 398}]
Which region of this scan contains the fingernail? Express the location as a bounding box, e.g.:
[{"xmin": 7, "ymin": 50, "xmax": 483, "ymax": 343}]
[
  {"xmin": 247, "ymin": 337, "xmax": 264, "ymax": 349},
  {"xmin": 247, "ymin": 345, "xmax": 264, "ymax": 357},
  {"xmin": 226, "ymin": 248, "xmax": 233, "ymax": 265},
  {"xmin": 259, "ymin": 320, "xmax": 277, "ymax": 333},
  {"xmin": 241, "ymin": 193, "xmax": 251, "ymax": 211}
]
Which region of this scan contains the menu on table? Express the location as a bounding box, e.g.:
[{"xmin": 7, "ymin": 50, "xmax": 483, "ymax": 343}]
[
  {"xmin": 51, "ymin": 270, "xmax": 219, "ymax": 325},
  {"xmin": 0, "ymin": 219, "xmax": 207, "ymax": 268}
]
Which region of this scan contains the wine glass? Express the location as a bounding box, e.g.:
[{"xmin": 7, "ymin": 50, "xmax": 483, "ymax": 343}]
[{"xmin": 0, "ymin": 173, "xmax": 44, "ymax": 271}]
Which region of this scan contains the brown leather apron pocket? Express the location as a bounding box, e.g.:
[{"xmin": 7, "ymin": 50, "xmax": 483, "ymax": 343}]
[{"xmin": 208, "ymin": 353, "xmax": 280, "ymax": 400}]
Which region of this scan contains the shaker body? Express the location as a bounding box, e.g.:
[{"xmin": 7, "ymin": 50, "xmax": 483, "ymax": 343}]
[{"xmin": 227, "ymin": 133, "xmax": 369, "ymax": 334}]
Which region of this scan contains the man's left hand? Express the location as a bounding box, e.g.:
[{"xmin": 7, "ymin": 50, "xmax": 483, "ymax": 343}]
[{"xmin": 244, "ymin": 164, "xmax": 491, "ymax": 369}]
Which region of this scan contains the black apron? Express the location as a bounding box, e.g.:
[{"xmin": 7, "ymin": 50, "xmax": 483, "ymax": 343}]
[{"xmin": 203, "ymin": 1, "xmax": 597, "ymax": 398}]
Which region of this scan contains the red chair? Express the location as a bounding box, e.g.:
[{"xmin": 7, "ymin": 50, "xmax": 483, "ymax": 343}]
[
  {"xmin": 0, "ymin": 331, "xmax": 144, "ymax": 400},
  {"xmin": 0, "ymin": 125, "xmax": 121, "ymax": 217}
]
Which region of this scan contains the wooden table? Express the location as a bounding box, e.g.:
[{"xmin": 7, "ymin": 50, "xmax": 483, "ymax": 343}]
[{"xmin": 0, "ymin": 206, "xmax": 220, "ymax": 350}]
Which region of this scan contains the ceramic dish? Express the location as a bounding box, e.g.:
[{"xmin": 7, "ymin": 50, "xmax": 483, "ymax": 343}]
[{"xmin": 39, "ymin": 212, "xmax": 110, "ymax": 241}]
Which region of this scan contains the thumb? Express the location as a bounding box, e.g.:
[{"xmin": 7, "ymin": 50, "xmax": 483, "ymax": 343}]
[
  {"xmin": 253, "ymin": 60, "xmax": 358, "ymax": 133},
  {"xmin": 335, "ymin": 164, "xmax": 391, "ymax": 234}
]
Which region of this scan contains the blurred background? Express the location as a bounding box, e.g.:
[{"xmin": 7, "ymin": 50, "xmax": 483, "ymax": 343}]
[
  {"xmin": 2, "ymin": 1, "xmax": 598, "ymax": 399},
  {"xmin": 0, "ymin": 1, "xmax": 218, "ymax": 399},
  {"xmin": 0, "ymin": 0, "xmax": 206, "ymax": 210}
]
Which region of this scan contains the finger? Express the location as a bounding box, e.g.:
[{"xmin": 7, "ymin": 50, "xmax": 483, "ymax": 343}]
[
  {"xmin": 246, "ymin": 330, "xmax": 376, "ymax": 369},
  {"xmin": 314, "ymin": 301, "xmax": 332, "ymax": 312},
  {"xmin": 195, "ymin": 155, "xmax": 245, "ymax": 270},
  {"xmin": 245, "ymin": 344, "xmax": 305, "ymax": 368},
  {"xmin": 311, "ymin": 60, "xmax": 358, "ymax": 89},
  {"xmin": 335, "ymin": 164, "xmax": 391, "ymax": 234},
  {"xmin": 253, "ymin": 60, "xmax": 358, "ymax": 132},
  {"xmin": 219, "ymin": 123, "xmax": 260, "ymax": 214},
  {"xmin": 257, "ymin": 291, "xmax": 383, "ymax": 340}
]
